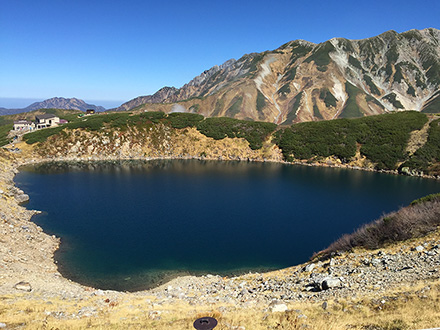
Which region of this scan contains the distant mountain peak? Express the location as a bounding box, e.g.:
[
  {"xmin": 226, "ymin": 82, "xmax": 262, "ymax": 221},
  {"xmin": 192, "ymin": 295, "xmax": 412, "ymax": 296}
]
[
  {"xmin": 25, "ymin": 97, "xmax": 106, "ymax": 112},
  {"xmin": 0, "ymin": 97, "xmax": 106, "ymax": 116}
]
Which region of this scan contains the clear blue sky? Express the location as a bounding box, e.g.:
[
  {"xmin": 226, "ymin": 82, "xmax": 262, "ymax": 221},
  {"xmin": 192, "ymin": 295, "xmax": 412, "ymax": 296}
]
[{"xmin": 1, "ymin": 0, "xmax": 439, "ymax": 108}]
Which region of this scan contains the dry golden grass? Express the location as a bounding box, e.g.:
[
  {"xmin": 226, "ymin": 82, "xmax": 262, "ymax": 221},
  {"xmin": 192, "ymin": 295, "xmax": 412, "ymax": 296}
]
[{"xmin": 2, "ymin": 279, "xmax": 440, "ymax": 330}]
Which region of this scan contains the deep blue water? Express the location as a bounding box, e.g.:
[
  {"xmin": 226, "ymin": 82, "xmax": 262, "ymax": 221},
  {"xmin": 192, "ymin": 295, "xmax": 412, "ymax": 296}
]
[{"xmin": 15, "ymin": 160, "xmax": 440, "ymax": 291}]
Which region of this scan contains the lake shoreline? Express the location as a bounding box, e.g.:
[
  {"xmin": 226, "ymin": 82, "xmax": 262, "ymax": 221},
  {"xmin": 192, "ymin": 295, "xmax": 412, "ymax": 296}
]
[
  {"xmin": 0, "ymin": 145, "xmax": 439, "ymax": 319},
  {"xmin": 4, "ymin": 152, "xmax": 439, "ymax": 294}
]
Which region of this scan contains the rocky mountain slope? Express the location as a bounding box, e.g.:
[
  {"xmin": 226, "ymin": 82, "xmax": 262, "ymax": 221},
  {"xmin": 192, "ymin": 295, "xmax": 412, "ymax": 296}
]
[
  {"xmin": 116, "ymin": 28, "xmax": 440, "ymax": 124},
  {"xmin": 0, "ymin": 97, "xmax": 105, "ymax": 115}
]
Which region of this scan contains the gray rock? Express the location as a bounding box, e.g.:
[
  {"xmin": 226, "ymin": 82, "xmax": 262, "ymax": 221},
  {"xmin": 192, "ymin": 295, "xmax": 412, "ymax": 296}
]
[
  {"xmin": 14, "ymin": 281, "xmax": 32, "ymax": 292},
  {"xmin": 15, "ymin": 193, "xmax": 29, "ymax": 204},
  {"xmin": 322, "ymin": 278, "xmax": 341, "ymax": 290},
  {"xmin": 415, "ymin": 245, "xmax": 424, "ymax": 252},
  {"xmin": 322, "ymin": 301, "xmax": 328, "ymax": 310},
  {"xmin": 0, "ymin": 323, "xmax": 6, "ymax": 328},
  {"xmin": 304, "ymin": 263, "xmax": 316, "ymax": 272},
  {"xmin": 271, "ymin": 303, "xmax": 288, "ymax": 312}
]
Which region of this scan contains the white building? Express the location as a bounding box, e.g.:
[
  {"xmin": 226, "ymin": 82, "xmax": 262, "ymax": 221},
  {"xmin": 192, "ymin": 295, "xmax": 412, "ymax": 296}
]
[
  {"xmin": 35, "ymin": 114, "xmax": 60, "ymax": 129},
  {"xmin": 13, "ymin": 120, "xmax": 35, "ymax": 131}
]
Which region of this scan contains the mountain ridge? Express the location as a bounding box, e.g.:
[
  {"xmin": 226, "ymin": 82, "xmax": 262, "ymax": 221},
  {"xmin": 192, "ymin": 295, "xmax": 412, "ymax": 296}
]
[
  {"xmin": 0, "ymin": 97, "xmax": 106, "ymax": 116},
  {"xmin": 115, "ymin": 28, "xmax": 440, "ymax": 123}
]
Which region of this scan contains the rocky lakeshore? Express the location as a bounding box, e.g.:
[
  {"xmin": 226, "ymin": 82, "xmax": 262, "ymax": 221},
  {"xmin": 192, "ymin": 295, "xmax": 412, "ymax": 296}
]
[{"xmin": 1, "ymin": 142, "xmax": 440, "ymax": 328}]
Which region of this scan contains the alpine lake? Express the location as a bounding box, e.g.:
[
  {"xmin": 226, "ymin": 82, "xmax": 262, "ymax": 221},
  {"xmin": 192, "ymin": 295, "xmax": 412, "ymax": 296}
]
[{"xmin": 15, "ymin": 159, "xmax": 440, "ymax": 291}]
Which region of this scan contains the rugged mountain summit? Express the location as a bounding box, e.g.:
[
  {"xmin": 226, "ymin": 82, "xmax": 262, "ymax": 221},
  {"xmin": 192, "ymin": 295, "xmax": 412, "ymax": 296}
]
[
  {"xmin": 25, "ymin": 97, "xmax": 105, "ymax": 112},
  {"xmin": 0, "ymin": 97, "xmax": 105, "ymax": 115},
  {"xmin": 116, "ymin": 28, "xmax": 440, "ymax": 124}
]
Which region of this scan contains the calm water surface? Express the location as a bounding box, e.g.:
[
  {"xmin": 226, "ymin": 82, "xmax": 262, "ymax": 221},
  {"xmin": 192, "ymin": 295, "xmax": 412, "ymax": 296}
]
[{"xmin": 15, "ymin": 160, "xmax": 440, "ymax": 291}]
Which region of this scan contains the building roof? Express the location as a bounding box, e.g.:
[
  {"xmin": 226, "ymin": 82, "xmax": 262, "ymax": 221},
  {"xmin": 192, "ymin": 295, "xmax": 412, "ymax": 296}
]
[
  {"xmin": 35, "ymin": 114, "xmax": 58, "ymax": 120},
  {"xmin": 13, "ymin": 120, "xmax": 32, "ymax": 124}
]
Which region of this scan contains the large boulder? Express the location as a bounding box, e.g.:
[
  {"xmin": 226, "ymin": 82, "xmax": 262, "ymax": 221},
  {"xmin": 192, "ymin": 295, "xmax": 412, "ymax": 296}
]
[{"xmin": 321, "ymin": 278, "xmax": 341, "ymax": 290}]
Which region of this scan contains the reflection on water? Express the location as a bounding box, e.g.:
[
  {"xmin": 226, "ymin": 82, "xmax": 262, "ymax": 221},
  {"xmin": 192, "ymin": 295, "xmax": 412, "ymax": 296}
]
[{"xmin": 16, "ymin": 160, "xmax": 440, "ymax": 291}]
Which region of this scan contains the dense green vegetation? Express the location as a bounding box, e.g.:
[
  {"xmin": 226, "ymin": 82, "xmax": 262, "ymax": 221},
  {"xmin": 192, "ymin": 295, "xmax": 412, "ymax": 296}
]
[
  {"xmin": 212, "ymin": 98, "xmax": 225, "ymax": 117},
  {"xmin": 277, "ymin": 84, "xmax": 291, "ymax": 97},
  {"xmin": 348, "ymin": 55, "xmax": 363, "ymax": 71},
  {"xmin": 339, "ymin": 82, "xmax": 364, "ymax": 118},
  {"xmin": 365, "ymin": 95, "xmax": 385, "ymax": 110},
  {"xmin": 23, "ymin": 126, "xmax": 65, "ymax": 144},
  {"xmin": 421, "ymin": 92, "xmax": 440, "ymax": 114},
  {"xmin": 284, "ymin": 66, "xmax": 297, "ymax": 82},
  {"xmin": 383, "ymin": 93, "xmax": 404, "ymax": 109},
  {"xmin": 401, "ymin": 118, "xmax": 440, "ymax": 174},
  {"xmin": 407, "ymin": 85, "xmax": 416, "ymax": 97},
  {"xmin": 363, "ymin": 74, "xmax": 381, "ymax": 96},
  {"xmin": 410, "ymin": 193, "xmax": 440, "ymax": 206},
  {"xmin": 312, "ymin": 104, "xmax": 323, "ymax": 119},
  {"xmin": 196, "ymin": 117, "xmax": 276, "ymax": 150},
  {"xmin": 0, "ymin": 116, "xmax": 13, "ymax": 146},
  {"xmin": 225, "ymin": 96, "xmax": 243, "ymax": 117},
  {"xmin": 256, "ymin": 91, "xmax": 266, "ymax": 112},
  {"xmin": 304, "ymin": 41, "xmax": 334, "ymax": 72},
  {"xmin": 275, "ymin": 111, "xmax": 428, "ymax": 170},
  {"xmin": 281, "ymin": 92, "xmax": 302, "ymax": 125},
  {"xmin": 166, "ymin": 112, "xmax": 204, "ymax": 128},
  {"xmin": 319, "ymin": 88, "xmax": 337, "ymax": 108}
]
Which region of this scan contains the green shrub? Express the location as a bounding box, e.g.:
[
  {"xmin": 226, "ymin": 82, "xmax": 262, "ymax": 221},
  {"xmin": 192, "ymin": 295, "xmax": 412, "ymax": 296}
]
[
  {"xmin": 313, "ymin": 104, "xmax": 323, "ymax": 119},
  {"xmin": 167, "ymin": 112, "xmax": 204, "ymax": 129},
  {"xmin": 383, "ymin": 93, "xmax": 404, "ymax": 109},
  {"xmin": 256, "ymin": 91, "xmax": 266, "ymax": 113},
  {"xmin": 319, "ymin": 88, "xmax": 337, "ymax": 108},
  {"xmin": 401, "ymin": 118, "xmax": 440, "ymax": 174},
  {"xmin": 363, "ymin": 74, "xmax": 381, "ymax": 96},
  {"xmin": 348, "ymin": 55, "xmax": 363, "ymax": 71},
  {"xmin": 339, "ymin": 82, "xmax": 364, "ymax": 118},
  {"xmin": 275, "ymin": 111, "xmax": 428, "ymax": 169},
  {"xmin": 226, "ymin": 96, "xmax": 243, "ymax": 117},
  {"xmin": 304, "ymin": 41, "xmax": 334, "ymax": 71},
  {"xmin": 23, "ymin": 126, "xmax": 64, "ymax": 144},
  {"xmin": 410, "ymin": 193, "xmax": 440, "ymax": 206},
  {"xmin": 196, "ymin": 117, "xmax": 276, "ymax": 150},
  {"xmin": 421, "ymin": 92, "xmax": 440, "ymax": 113},
  {"xmin": 281, "ymin": 92, "xmax": 302, "ymax": 125}
]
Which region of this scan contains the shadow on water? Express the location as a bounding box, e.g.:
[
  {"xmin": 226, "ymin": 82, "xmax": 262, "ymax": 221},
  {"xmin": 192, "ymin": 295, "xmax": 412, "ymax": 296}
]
[{"xmin": 17, "ymin": 159, "xmax": 440, "ymax": 291}]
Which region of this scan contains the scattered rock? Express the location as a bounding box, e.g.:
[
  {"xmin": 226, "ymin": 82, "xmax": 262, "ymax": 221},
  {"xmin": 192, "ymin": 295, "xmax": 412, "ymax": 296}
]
[
  {"xmin": 321, "ymin": 301, "xmax": 328, "ymax": 310},
  {"xmin": 304, "ymin": 263, "xmax": 316, "ymax": 272},
  {"xmin": 414, "ymin": 245, "xmax": 424, "ymax": 252},
  {"xmin": 15, "ymin": 193, "xmax": 29, "ymax": 204},
  {"xmin": 271, "ymin": 303, "xmax": 288, "ymax": 313},
  {"xmin": 14, "ymin": 281, "xmax": 32, "ymax": 292},
  {"xmin": 322, "ymin": 278, "xmax": 341, "ymax": 290}
]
